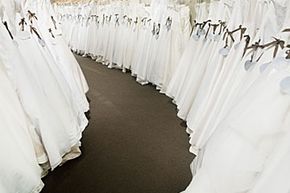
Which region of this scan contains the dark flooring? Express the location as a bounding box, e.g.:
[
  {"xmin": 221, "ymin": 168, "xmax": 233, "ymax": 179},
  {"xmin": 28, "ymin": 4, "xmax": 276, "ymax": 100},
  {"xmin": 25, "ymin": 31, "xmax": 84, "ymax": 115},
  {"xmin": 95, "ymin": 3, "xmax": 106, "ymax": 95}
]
[{"xmin": 42, "ymin": 55, "xmax": 193, "ymax": 193}]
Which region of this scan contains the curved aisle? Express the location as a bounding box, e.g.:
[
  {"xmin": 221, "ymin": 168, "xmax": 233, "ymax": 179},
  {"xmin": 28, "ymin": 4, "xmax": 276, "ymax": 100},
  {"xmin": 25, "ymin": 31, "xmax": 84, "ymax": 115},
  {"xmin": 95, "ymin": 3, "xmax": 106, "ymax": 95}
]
[{"xmin": 42, "ymin": 54, "xmax": 193, "ymax": 193}]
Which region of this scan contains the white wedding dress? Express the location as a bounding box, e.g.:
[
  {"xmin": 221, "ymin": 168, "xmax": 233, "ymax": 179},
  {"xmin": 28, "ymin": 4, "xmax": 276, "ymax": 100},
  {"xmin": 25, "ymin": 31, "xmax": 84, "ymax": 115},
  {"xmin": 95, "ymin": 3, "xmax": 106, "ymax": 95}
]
[
  {"xmin": 0, "ymin": 57, "xmax": 43, "ymax": 193},
  {"xmin": 182, "ymin": 54, "xmax": 290, "ymax": 193},
  {"xmin": 182, "ymin": 1, "xmax": 290, "ymax": 192},
  {"xmin": 165, "ymin": 2, "xmax": 208, "ymax": 99},
  {"xmin": 0, "ymin": 0, "xmax": 88, "ymax": 170}
]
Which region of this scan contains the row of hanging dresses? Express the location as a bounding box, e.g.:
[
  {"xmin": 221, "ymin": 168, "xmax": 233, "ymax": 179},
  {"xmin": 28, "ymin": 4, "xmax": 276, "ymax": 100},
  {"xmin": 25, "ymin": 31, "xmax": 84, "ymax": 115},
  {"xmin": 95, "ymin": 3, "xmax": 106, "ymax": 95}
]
[
  {"xmin": 56, "ymin": 0, "xmax": 290, "ymax": 192},
  {"xmin": 55, "ymin": 1, "xmax": 191, "ymax": 91},
  {"xmin": 0, "ymin": 0, "xmax": 90, "ymax": 192},
  {"xmin": 0, "ymin": 59, "xmax": 44, "ymax": 193},
  {"xmin": 165, "ymin": 1, "xmax": 209, "ymax": 99},
  {"xmin": 186, "ymin": 0, "xmax": 256, "ymax": 154},
  {"xmin": 171, "ymin": 0, "xmax": 231, "ymax": 122},
  {"xmin": 179, "ymin": 0, "xmax": 290, "ymax": 192}
]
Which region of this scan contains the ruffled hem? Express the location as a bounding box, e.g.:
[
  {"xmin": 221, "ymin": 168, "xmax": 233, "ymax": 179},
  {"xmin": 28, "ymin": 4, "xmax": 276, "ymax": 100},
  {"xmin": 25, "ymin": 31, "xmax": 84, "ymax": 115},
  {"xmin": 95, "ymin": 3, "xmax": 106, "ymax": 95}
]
[{"xmin": 30, "ymin": 181, "xmax": 45, "ymax": 193}]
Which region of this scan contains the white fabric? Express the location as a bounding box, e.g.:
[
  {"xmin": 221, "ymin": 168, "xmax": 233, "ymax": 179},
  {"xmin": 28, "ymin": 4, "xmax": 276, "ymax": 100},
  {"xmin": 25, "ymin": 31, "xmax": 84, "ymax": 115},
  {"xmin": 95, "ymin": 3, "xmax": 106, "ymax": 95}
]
[
  {"xmin": 56, "ymin": 2, "xmax": 191, "ymax": 90},
  {"xmin": 0, "ymin": 0, "xmax": 89, "ymax": 191},
  {"xmin": 55, "ymin": 1, "xmax": 290, "ymax": 193}
]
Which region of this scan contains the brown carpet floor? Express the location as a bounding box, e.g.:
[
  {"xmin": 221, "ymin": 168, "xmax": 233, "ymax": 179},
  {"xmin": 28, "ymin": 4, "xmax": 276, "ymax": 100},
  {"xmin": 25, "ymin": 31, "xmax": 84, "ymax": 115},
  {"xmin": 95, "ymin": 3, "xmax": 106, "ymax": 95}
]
[{"xmin": 42, "ymin": 54, "xmax": 193, "ymax": 193}]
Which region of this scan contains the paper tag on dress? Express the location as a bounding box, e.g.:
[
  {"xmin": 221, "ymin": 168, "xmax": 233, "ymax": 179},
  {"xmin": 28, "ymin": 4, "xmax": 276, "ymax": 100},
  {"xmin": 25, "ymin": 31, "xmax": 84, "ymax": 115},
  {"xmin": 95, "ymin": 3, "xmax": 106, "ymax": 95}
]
[
  {"xmin": 244, "ymin": 60, "xmax": 256, "ymax": 71},
  {"xmin": 200, "ymin": 29, "xmax": 206, "ymax": 35},
  {"xmin": 54, "ymin": 29, "xmax": 62, "ymax": 36},
  {"xmin": 234, "ymin": 42, "xmax": 240, "ymax": 50},
  {"xmin": 12, "ymin": 40, "xmax": 19, "ymax": 47},
  {"xmin": 280, "ymin": 76, "xmax": 290, "ymax": 95},
  {"xmin": 51, "ymin": 39, "xmax": 57, "ymax": 45},
  {"xmin": 260, "ymin": 62, "xmax": 271, "ymax": 73},
  {"xmin": 214, "ymin": 34, "xmax": 221, "ymax": 41},
  {"xmin": 272, "ymin": 57, "xmax": 290, "ymax": 70},
  {"xmin": 193, "ymin": 34, "xmax": 199, "ymax": 41},
  {"xmin": 38, "ymin": 39, "xmax": 46, "ymax": 47},
  {"xmin": 207, "ymin": 33, "xmax": 214, "ymax": 40},
  {"xmin": 16, "ymin": 31, "xmax": 31, "ymax": 40},
  {"xmin": 219, "ymin": 47, "xmax": 230, "ymax": 56}
]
